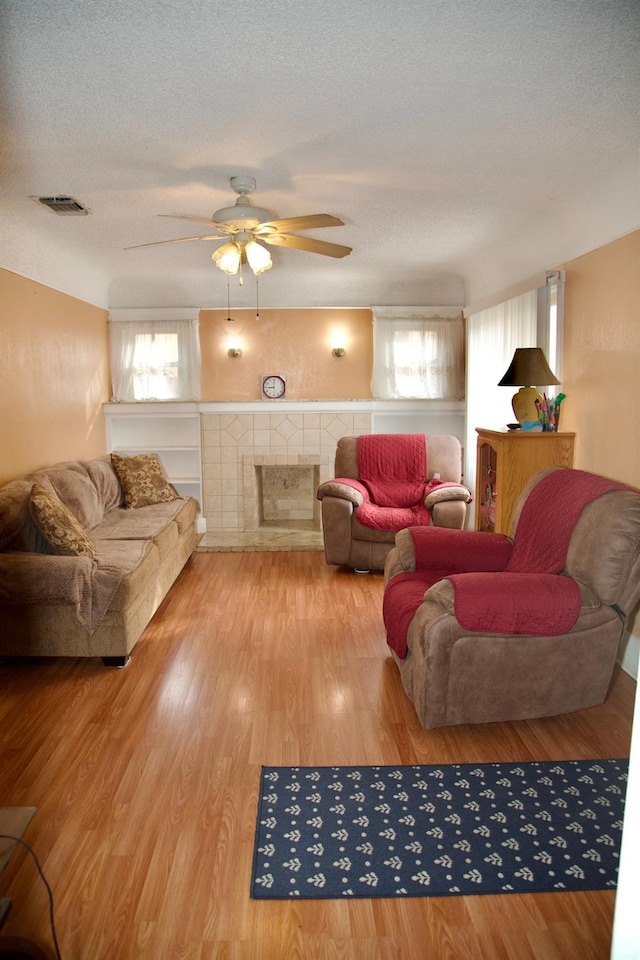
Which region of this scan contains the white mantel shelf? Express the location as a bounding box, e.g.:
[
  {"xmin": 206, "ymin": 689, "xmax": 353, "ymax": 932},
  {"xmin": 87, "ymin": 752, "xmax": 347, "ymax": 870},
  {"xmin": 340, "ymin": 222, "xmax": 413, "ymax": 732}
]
[
  {"xmin": 105, "ymin": 400, "xmax": 463, "ymax": 414},
  {"xmin": 199, "ymin": 399, "xmax": 464, "ymax": 414},
  {"xmin": 106, "ymin": 400, "xmax": 463, "ymax": 414}
]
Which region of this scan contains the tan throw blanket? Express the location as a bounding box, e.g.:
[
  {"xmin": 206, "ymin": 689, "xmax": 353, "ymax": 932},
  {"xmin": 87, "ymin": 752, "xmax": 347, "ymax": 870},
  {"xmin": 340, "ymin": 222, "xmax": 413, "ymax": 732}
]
[{"xmin": 0, "ymin": 539, "xmax": 149, "ymax": 632}]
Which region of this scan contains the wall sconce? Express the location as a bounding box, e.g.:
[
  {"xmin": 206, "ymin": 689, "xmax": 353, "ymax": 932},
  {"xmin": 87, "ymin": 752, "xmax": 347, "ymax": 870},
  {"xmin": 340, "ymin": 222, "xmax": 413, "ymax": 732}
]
[
  {"xmin": 331, "ymin": 333, "xmax": 347, "ymax": 357},
  {"xmin": 227, "ymin": 335, "xmax": 242, "ymax": 358}
]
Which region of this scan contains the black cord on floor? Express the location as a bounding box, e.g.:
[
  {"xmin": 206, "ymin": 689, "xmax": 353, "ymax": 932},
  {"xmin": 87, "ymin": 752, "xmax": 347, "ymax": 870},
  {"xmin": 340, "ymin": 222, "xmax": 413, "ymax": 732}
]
[{"xmin": 0, "ymin": 833, "xmax": 63, "ymax": 960}]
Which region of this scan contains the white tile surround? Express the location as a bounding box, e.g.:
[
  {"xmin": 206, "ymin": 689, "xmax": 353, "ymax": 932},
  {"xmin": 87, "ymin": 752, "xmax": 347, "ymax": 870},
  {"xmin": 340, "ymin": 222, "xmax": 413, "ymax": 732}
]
[
  {"xmin": 201, "ymin": 403, "xmax": 371, "ymax": 531},
  {"xmin": 199, "ymin": 400, "xmax": 465, "ymax": 531}
]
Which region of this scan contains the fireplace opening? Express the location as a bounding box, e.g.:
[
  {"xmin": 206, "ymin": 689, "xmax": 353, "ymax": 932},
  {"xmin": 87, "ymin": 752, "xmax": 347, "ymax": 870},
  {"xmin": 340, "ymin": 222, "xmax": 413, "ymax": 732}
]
[
  {"xmin": 258, "ymin": 464, "xmax": 320, "ymax": 530},
  {"xmin": 243, "ymin": 455, "xmax": 329, "ymax": 532}
]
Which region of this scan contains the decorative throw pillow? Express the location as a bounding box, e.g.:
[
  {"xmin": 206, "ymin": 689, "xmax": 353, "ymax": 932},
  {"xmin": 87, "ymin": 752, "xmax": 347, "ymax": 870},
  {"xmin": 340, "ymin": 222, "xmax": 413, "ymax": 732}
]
[
  {"xmin": 110, "ymin": 452, "xmax": 178, "ymax": 509},
  {"xmin": 29, "ymin": 483, "xmax": 97, "ymax": 559}
]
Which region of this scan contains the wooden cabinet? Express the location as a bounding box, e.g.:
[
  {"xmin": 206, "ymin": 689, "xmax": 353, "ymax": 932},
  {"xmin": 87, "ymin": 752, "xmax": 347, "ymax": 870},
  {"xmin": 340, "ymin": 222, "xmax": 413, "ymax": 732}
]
[
  {"xmin": 104, "ymin": 402, "xmax": 205, "ymax": 531},
  {"xmin": 475, "ymin": 428, "xmax": 575, "ymax": 535}
]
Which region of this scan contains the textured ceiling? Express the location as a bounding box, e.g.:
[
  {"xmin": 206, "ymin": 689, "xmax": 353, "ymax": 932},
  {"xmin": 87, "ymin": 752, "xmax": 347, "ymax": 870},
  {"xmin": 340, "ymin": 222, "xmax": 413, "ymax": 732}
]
[{"xmin": 1, "ymin": 0, "xmax": 639, "ymax": 310}]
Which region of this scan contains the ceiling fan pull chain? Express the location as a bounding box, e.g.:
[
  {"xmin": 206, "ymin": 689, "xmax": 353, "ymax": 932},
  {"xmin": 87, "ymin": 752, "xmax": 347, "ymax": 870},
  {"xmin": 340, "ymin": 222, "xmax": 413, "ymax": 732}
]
[
  {"xmin": 256, "ymin": 278, "xmax": 260, "ymax": 322},
  {"xmin": 226, "ymin": 279, "xmax": 234, "ymax": 322}
]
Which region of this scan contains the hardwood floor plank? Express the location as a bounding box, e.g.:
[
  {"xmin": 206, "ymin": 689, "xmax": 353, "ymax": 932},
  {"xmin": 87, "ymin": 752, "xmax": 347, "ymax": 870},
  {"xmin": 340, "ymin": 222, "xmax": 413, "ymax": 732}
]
[{"xmin": 0, "ymin": 551, "xmax": 635, "ymax": 959}]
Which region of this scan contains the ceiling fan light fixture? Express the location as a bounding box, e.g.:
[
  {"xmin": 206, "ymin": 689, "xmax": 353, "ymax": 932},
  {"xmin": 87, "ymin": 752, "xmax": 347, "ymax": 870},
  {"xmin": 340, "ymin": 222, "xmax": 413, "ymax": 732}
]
[
  {"xmin": 245, "ymin": 239, "xmax": 272, "ymax": 275},
  {"xmin": 212, "ymin": 241, "xmax": 241, "ymax": 275}
]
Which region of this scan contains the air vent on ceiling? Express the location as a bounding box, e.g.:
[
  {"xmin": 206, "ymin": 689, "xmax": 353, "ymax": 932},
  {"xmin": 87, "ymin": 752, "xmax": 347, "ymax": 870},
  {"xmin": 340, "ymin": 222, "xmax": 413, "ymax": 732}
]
[{"xmin": 36, "ymin": 196, "xmax": 90, "ymax": 216}]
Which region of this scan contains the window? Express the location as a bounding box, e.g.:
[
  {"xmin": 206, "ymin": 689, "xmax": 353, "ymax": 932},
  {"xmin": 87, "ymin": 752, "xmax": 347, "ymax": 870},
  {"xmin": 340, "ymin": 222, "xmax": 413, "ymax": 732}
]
[
  {"xmin": 371, "ymin": 308, "xmax": 465, "ymax": 400},
  {"xmin": 131, "ymin": 332, "xmax": 180, "ymax": 400},
  {"xmin": 109, "ymin": 318, "xmax": 200, "ymax": 402},
  {"xmin": 538, "ymin": 270, "xmax": 565, "ymax": 399},
  {"xmin": 463, "ymin": 274, "xmax": 564, "ymax": 524}
]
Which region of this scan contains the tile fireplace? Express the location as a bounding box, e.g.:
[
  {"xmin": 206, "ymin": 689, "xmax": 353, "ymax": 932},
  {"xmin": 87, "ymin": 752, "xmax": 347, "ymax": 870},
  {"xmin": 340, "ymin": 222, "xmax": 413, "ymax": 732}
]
[{"xmin": 201, "ymin": 403, "xmax": 372, "ymax": 532}]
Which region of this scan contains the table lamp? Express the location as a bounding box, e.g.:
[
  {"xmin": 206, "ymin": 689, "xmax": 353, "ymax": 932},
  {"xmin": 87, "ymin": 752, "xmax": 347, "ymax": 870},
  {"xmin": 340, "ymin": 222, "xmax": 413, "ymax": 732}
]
[{"xmin": 498, "ymin": 347, "xmax": 560, "ymax": 425}]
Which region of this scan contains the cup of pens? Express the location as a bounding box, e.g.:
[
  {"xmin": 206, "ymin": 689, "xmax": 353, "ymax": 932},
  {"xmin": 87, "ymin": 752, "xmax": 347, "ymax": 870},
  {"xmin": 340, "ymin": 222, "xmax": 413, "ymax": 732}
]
[{"xmin": 536, "ymin": 392, "xmax": 565, "ymax": 431}]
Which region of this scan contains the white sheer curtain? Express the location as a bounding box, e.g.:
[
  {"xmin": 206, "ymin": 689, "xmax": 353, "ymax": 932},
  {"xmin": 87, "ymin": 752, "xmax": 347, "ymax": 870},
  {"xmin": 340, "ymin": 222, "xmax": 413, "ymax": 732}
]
[
  {"xmin": 464, "ymin": 290, "xmax": 538, "ymax": 518},
  {"xmin": 371, "ymin": 307, "xmax": 465, "ymax": 400},
  {"xmin": 109, "ymin": 319, "xmax": 201, "ymax": 401}
]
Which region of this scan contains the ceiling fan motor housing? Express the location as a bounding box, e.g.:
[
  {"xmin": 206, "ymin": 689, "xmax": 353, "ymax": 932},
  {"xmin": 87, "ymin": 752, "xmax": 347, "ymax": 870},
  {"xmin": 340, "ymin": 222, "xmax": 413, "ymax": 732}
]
[{"xmin": 212, "ymin": 195, "xmax": 275, "ymax": 231}]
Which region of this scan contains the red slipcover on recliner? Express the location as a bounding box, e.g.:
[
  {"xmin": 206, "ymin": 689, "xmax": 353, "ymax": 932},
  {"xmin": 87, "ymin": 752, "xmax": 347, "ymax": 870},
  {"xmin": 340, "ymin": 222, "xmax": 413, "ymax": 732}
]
[
  {"xmin": 383, "ymin": 466, "xmax": 640, "ymax": 728},
  {"xmin": 317, "ymin": 434, "xmax": 470, "ymax": 572}
]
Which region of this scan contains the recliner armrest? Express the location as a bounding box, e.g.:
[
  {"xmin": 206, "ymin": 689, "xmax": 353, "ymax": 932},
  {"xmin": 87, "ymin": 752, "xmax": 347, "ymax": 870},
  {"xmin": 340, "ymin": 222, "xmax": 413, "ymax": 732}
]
[
  {"xmin": 395, "ymin": 526, "xmax": 513, "ymax": 574},
  {"xmin": 424, "ymin": 483, "xmax": 471, "ymax": 508},
  {"xmin": 317, "ymin": 478, "xmax": 369, "ymax": 508},
  {"xmin": 430, "ymin": 499, "xmax": 468, "ymax": 529},
  {"xmin": 434, "ymin": 572, "xmax": 584, "ymax": 635}
]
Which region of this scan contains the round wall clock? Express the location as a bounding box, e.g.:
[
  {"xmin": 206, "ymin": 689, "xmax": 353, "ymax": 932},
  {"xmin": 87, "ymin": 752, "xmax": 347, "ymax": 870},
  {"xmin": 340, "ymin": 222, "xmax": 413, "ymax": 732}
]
[{"xmin": 261, "ymin": 374, "xmax": 286, "ymax": 400}]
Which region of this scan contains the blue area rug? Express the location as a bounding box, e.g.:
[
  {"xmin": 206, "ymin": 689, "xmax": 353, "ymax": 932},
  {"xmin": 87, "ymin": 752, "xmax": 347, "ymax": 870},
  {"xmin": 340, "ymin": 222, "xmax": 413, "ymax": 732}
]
[{"xmin": 251, "ymin": 759, "xmax": 628, "ymax": 899}]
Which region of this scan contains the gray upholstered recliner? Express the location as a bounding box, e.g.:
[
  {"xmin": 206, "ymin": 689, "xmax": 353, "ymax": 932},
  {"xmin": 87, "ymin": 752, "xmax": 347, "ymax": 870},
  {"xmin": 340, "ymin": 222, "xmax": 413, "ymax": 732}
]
[
  {"xmin": 317, "ymin": 434, "xmax": 470, "ymax": 572},
  {"xmin": 383, "ymin": 466, "xmax": 640, "ymax": 729}
]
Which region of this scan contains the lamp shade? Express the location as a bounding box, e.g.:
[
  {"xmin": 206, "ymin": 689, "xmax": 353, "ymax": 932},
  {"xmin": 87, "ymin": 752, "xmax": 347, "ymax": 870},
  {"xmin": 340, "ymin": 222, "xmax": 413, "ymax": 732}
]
[
  {"xmin": 498, "ymin": 348, "xmax": 560, "ymax": 426},
  {"xmin": 245, "ymin": 239, "xmax": 272, "ymax": 275},
  {"xmin": 212, "ymin": 242, "xmax": 242, "ymax": 275},
  {"xmin": 498, "ymin": 347, "xmax": 560, "ymax": 387}
]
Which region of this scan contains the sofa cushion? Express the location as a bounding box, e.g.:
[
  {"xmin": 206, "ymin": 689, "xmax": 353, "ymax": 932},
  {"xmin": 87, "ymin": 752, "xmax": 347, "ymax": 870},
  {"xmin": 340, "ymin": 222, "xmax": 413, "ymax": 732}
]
[
  {"xmin": 91, "ymin": 499, "xmax": 195, "ymax": 561},
  {"xmin": 111, "ymin": 453, "xmax": 178, "ymax": 508},
  {"xmin": 92, "ymin": 539, "xmax": 161, "ymax": 613},
  {"xmin": 93, "ymin": 499, "xmax": 190, "ymax": 539},
  {"xmin": 29, "ymin": 483, "xmax": 97, "ymax": 559},
  {"xmin": 31, "ymin": 460, "xmax": 105, "ymax": 530},
  {"xmin": 83, "ymin": 456, "xmax": 124, "ymax": 513}
]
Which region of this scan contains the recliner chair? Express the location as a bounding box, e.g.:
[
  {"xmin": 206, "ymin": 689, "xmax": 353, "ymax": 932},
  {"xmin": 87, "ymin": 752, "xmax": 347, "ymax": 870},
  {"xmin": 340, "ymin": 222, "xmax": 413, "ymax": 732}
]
[
  {"xmin": 317, "ymin": 434, "xmax": 470, "ymax": 572},
  {"xmin": 383, "ymin": 466, "xmax": 640, "ymax": 728}
]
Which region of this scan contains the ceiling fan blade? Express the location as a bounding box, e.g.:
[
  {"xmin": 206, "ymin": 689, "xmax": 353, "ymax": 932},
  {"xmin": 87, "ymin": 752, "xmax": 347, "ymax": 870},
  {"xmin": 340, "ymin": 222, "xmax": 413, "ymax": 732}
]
[
  {"xmin": 255, "ymin": 214, "xmax": 344, "ymax": 235},
  {"xmin": 262, "ymin": 234, "xmax": 352, "ymax": 258},
  {"xmin": 158, "ymin": 214, "xmax": 232, "ymax": 232},
  {"xmin": 125, "ymin": 234, "xmax": 227, "ymax": 250}
]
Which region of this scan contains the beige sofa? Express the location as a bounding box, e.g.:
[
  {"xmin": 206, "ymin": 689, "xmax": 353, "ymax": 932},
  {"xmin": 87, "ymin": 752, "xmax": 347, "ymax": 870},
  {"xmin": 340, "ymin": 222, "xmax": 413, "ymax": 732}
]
[{"xmin": 0, "ymin": 455, "xmax": 198, "ymax": 665}]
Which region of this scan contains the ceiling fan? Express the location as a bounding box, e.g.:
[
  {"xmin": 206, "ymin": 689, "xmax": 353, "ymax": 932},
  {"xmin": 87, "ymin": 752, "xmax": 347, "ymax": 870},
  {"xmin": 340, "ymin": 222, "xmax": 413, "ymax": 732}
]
[{"xmin": 126, "ymin": 175, "xmax": 352, "ymax": 278}]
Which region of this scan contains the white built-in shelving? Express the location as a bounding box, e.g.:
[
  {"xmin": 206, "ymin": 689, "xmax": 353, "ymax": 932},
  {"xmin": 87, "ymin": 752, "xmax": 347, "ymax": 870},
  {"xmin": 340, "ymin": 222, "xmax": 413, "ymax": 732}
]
[{"xmin": 104, "ymin": 402, "xmax": 205, "ymax": 531}]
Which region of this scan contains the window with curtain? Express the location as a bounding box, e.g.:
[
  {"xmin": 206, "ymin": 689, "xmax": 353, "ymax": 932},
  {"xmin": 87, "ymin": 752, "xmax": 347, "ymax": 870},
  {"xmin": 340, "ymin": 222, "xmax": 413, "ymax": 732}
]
[
  {"xmin": 109, "ymin": 318, "xmax": 201, "ymax": 401},
  {"xmin": 538, "ymin": 270, "xmax": 565, "ymax": 396},
  {"xmin": 371, "ymin": 308, "xmax": 465, "ymax": 400},
  {"xmin": 463, "ymin": 289, "xmax": 539, "ymax": 522}
]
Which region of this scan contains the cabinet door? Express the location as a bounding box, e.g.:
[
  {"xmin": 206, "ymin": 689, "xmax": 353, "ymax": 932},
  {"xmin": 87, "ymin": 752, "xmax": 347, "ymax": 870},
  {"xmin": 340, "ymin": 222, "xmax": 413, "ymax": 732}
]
[{"xmin": 477, "ymin": 441, "xmax": 497, "ymax": 532}]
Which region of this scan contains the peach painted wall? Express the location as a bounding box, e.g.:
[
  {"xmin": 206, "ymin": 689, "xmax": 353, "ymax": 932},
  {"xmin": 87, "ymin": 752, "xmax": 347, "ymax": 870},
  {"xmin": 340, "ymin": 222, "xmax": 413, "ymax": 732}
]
[
  {"xmin": 559, "ymin": 230, "xmax": 640, "ymax": 676},
  {"xmin": 559, "ymin": 230, "xmax": 640, "ymax": 488},
  {"xmin": 0, "ymin": 269, "xmax": 110, "ymax": 485},
  {"xmin": 199, "ymin": 308, "xmax": 373, "ymax": 400}
]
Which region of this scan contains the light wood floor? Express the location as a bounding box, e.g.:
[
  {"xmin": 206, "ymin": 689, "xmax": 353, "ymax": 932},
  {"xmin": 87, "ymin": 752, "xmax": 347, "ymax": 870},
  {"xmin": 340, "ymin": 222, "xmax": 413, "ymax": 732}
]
[{"xmin": 0, "ymin": 551, "xmax": 636, "ymax": 960}]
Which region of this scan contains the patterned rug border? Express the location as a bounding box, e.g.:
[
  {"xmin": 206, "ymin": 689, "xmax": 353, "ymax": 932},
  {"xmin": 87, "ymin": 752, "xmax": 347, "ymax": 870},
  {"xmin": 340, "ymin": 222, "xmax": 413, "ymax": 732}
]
[{"xmin": 251, "ymin": 759, "xmax": 628, "ymax": 900}]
